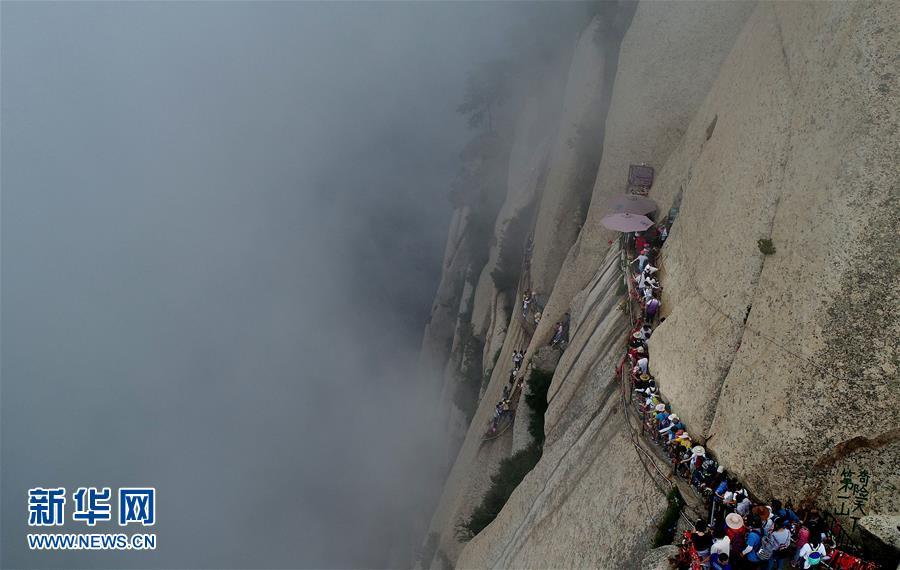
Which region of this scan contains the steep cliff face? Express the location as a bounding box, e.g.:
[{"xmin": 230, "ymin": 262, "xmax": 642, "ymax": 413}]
[
  {"xmin": 421, "ymin": 15, "xmax": 627, "ymax": 563},
  {"xmin": 469, "ymin": 95, "xmax": 552, "ymax": 371},
  {"xmin": 648, "ymin": 0, "xmax": 900, "ymax": 514},
  {"xmin": 531, "ymin": 0, "xmax": 757, "ymax": 352},
  {"xmin": 420, "ymin": 207, "xmax": 471, "ymax": 378},
  {"xmin": 527, "ymin": 16, "xmax": 616, "ymax": 296},
  {"xmin": 458, "ymin": 247, "xmax": 658, "ymax": 569},
  {"xmin": 420, "ymin": 0, "xmax": 899, "ymax": 567}
]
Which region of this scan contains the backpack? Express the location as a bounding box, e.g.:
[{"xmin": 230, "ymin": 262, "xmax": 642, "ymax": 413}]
[
  {"xmin": 760, "ymin": 531, "xmax": 791, "ymax": 561},
  {"xmin": 758, "ymin": 531, "xmax": 786, "ymax": 561}
]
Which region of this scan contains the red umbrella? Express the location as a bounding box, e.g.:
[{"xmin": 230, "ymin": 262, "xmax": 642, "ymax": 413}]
[
  {"xmin": 602, "ymin": 193, "xmax": 657, "ymax": 215},
  {"xmin": 600, "ymin": 213, "xmax": 654, "ymax": 232}
]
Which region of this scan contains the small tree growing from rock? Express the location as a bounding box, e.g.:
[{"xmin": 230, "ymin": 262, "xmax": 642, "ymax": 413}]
[{"xmin": 757, "ymin": 238, "xmax": 776, "ymax": 255}]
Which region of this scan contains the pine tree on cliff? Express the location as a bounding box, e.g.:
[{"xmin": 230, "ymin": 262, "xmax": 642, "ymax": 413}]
[{"xmin": 456, "ymin": 60, "xmax": 512, "ymax": 132}]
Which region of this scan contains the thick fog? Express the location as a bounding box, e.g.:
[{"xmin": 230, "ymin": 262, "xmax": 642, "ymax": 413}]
[{"xmin": 1, "ymin": 2, "xmax": 585, "ymax": 568}]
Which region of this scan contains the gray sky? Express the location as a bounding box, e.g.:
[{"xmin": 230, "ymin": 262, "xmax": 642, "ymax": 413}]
[{"xmin": 0, "ymin": 2, "xmax": 576, "ymax": 568}]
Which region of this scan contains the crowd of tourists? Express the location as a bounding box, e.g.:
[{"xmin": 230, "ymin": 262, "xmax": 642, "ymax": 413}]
[
  {"xmin": 487, "ymin": 350, "xmax": 528, "ymax": 436},
  {"xmin": 489, "ymin": 396, "xmax": 513, "ymax": 434},
  {"xmin": 523, "ymin": 289, "xmax": 570, "ymax": 348},
  {"xmin": 619, "ymin": 226, "xmax": 880, "ymax": 570}
]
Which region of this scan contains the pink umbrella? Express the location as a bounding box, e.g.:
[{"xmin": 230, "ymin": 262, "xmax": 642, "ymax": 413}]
[
  {"xmin": 600, "ymin": 212, "xmax": 654, "ymax": 232},
  {"xmin": 602, "ymin": 194, "xmax": 657, "ymax": 215}
]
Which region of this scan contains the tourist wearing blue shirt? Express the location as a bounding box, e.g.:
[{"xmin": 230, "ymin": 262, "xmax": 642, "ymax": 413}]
[
  {"xmin": 771, "ymin": 499, "xmax": 800, "ymax": 524},
  {"xmin": 742, "ymin": 518, "xmax": 764, "ymax": 565}
]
